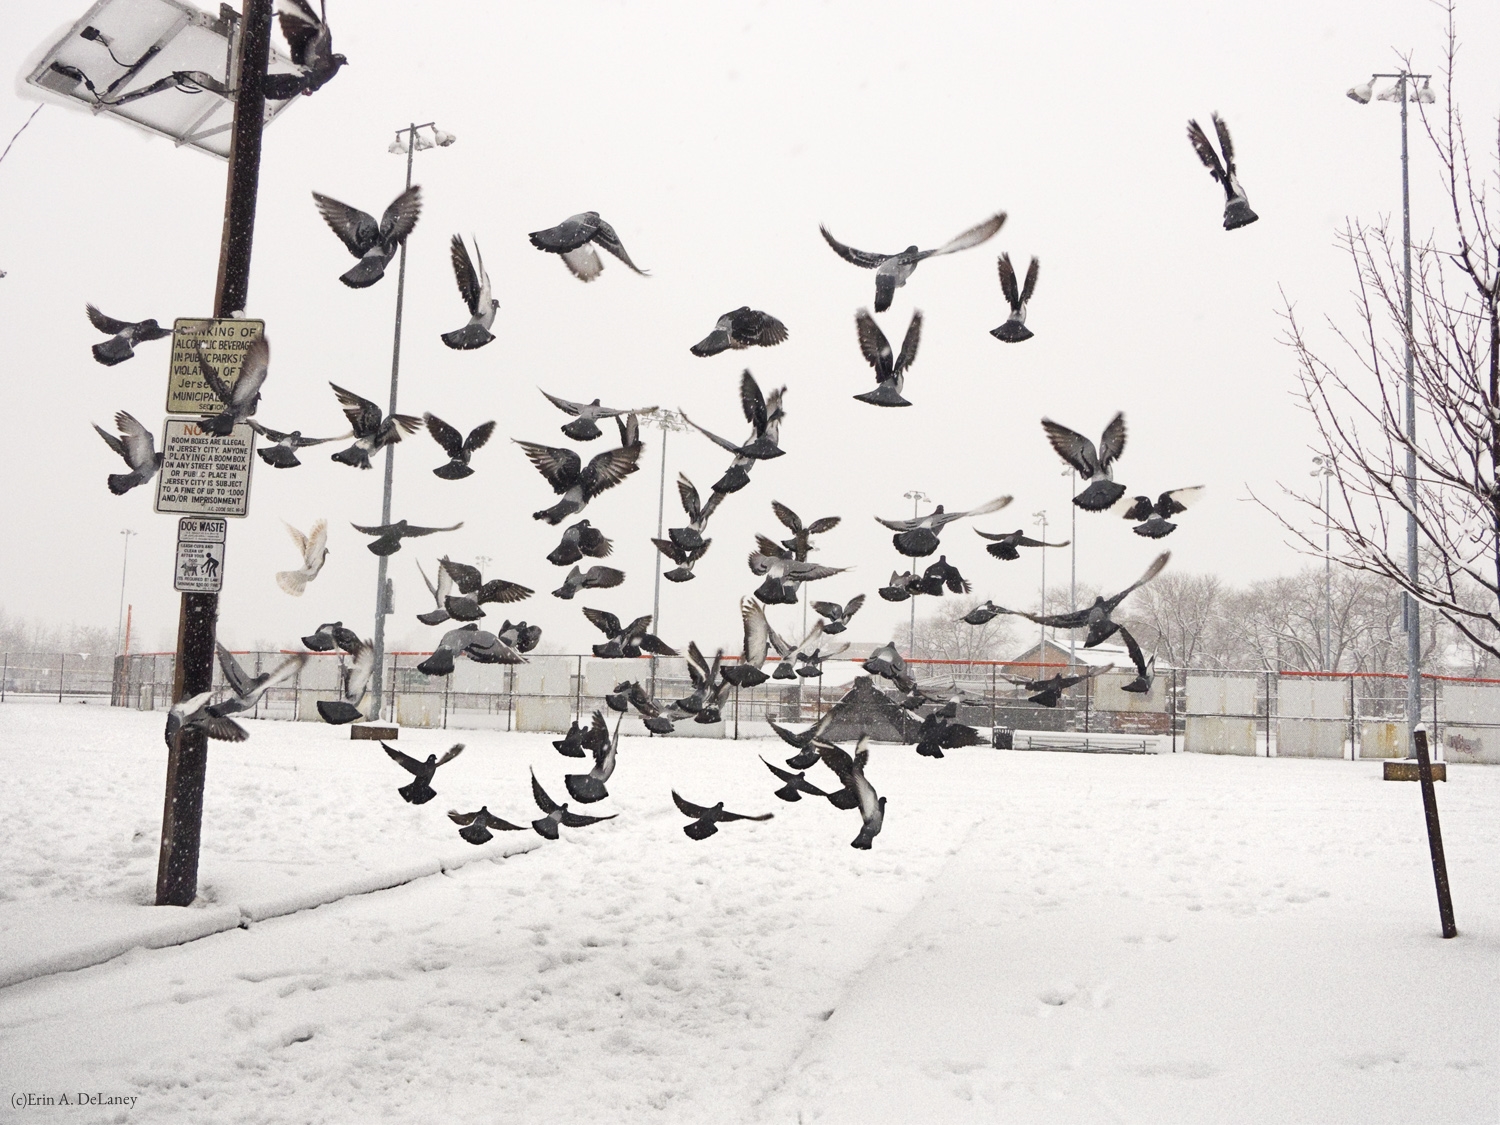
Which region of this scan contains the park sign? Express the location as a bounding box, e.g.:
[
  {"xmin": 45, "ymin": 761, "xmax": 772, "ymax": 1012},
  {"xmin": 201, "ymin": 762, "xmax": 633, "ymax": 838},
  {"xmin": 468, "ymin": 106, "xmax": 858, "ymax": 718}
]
[
  {"xmin": 174, "ymin": 518, "xmax": 226, "ymax": 593},
  {"xmin": 153, "ymin": 419, "xmax": 256, "ymax": 518},
  {"xmin": 165, "ymin": 318, "xmax": 264, "ymax": 415}
]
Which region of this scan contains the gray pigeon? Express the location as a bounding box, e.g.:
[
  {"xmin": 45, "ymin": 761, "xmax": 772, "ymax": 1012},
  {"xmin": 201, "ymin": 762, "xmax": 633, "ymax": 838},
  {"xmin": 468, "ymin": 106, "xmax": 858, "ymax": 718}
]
[
  {"xmin": 425, "ymin": 413, "xmax": 496, "ymax": 480},
  {"xmin": 515, "ymin": 414, "xmax": 643, "ymax": 524},
  {"xmin": 990, "ymin": 254, "xmax": 1039, "ymax": 342},
  {"xmin": 448, "ymin": 806, "xmax": 526, "ymax": 845},
  {"xmin": 351, "ymin": 518, "xmax": 463, "ymax": 557},
  {"xmin": 818, "ymin": 736, "xmax": 885, "ymax": 849},
  {"xmin": 1042, "ymin": 413, "xmax": 1128, "ymax": 511},
  {"xmin": 672, "ymin": 790, "xmax": 773, "ymax": 840},
  {"xmin": 263, "ymin": 0, "xmax": 347, "ymax": 98},
  {"xmin": 564, "ymin": 711, "xmax": 623, "ymax": 803},
  {"xmin": 547, "ymin": 519, "xmax": 613, "ymax": 566},
  {"xmin": 249, "ymin": 420, "xmax": 347, "ymax": 468},
  {"xmin": 1187, "ymin": 113, "xmax": 1258, "ymax": 230},
  {"xmin": 93, "ymin": 411, "xmax": 161, "ymax": 495},
  {"xmin": 316, "ymin": 635, "xmax": 376, "ymax": 724},
  {"xmin": 440, "ymin": 235, "xmax": 498, "ymax": 350},
  {"xmin": 197, "ymin": 335, "xmax": 269, "ymax": 436},
  {"xmin": 540, "ymin": 390, "xmax": 652, "ymax": 442},
  {"xmin": 552, "ymin": 565, "xmax": 625, "ymax": 600},
  {"xmin": 86, "ymin": 304, "xmax": 170, "ymax": 366},
  {"xmin": 312, "ymin": 185, "xmax": 422, "ymax": 288},
  {"xmin": 329, "ymin": 383, "xmax": 423, "ymax": 469},
  {"xmin": 853, "ymin": 308, "xmax": 922, "ymax": 407},
  {"xmin": 876, "ymin": 496, "xmax": 1012, "ymax": 558},
  {"xmin": 820, "ymin": 213, "xmax": 1005, "ymax": 311},
  {"xmin": 690, "ymin": 307, "xmax": 789, "ymax": 357},
  {"xmin": 383, "ymin": 742, "xmax": 463, "ymax": 805},
  {"xmin": 530, "ymin": 771, "xmax": 617, "ymax": 839},
  {"xmin": 528, "ymin": 211, "xmax": 648, "ymax": 282}
]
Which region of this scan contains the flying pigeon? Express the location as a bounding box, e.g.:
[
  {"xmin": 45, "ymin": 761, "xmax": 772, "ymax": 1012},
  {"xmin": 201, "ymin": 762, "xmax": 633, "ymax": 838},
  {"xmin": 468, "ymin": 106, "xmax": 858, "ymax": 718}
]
[
  {"xmin": 676, "ymin": 642, "xmax": 731, "ymax": 723},
  {"xmin": 194, "ymin": 335, "xmax": 268, "ymax": 436},
  {"xmin": 875, "ymin": 496, "xmax": 1013, "ymax": 558},
  {"xmin": 211, "ymin": 645, "xmax": 307, "ymax": 719},
  {"xmin": 582, "ymin": 607, "xmax": 677, "ymax": 659},
  {"xmin": 494, "ymin": 620, "xmax": 543, "ymax": 654},
  {"xmin": 417, "ymin": 623, "xmax": 526, "ymax": 677},
  {"xmin": 515, "ymin": 413, "xmax": 643, "ymax": 524},
  {"xmin": 547, "ymin": 519, "xmax": 614, "ymax": 566},
  {"xmin": 961, "ymin": 601, "xmax": 1008, "ymax": 626},
  {"xmin": 878, "ymin": 570, "xmax": 921, "ymax": 603},
  {"xmin": 301, "ymin": 620, "xmax": 359, "ymax": 652},
  {"xmin": 817, "ymin": 736, "xmax": 885, "ymax": 849},
  {"xmin": 93, "ymin": 411, "xmax": 161, "ymax": 495},
  {"xmin": 1008, "ymin": 551, "xmax": 1171, "ymax": 647},
  {"xmin": 772, "ymin": 500, "xmax": 840, "ymax": 561},
  {"xmin": 721, "ymin": 598, "xmax": 776, "ymax": 688},
  {"xmin": 312, "ymin": 185, "xmax": 422, "ymax": 288},
  {"xmin": 747, "ymin": 540, "xmax": 848, "ymax": 606},
  {"xmin": 768, "ymin": 711, "xmax": 850, "ymax": 776},
  {"xmin": 440, "ymin": 235, "xmax": 498, "ymax": 350},
  {"xmin": 990, "ymin": 254, "xmax": 1039, "ymax": 342},
  {"xmin": 1042, "ymin": 413, "xmax": 1128, "ymax": 511},
  {"xmin": 760, "ymin": 757, "xmax": 832, "ymax": 802},
  {"xmin": 1120, "ymin": 487, "xmax": 1205, "ymax": 539},
  {"xmin": 552, "ymin": 565, "xmax": 625, "ymax": 600},
  {"xmin": 1004, "ymin": 663, "xmax": 1113, "ymax": 708},
  {"xmin": 351, "ymin": 518, "xmax": 463, "ymax": 557},
  {"xmin": 918, "ymin": 556, "xmax": 970, "ymax": 596},
  {"xmin": 710, "ymin": 449, "xmax": 759, "ymax": 496},
  {"xmin": 425, "ymin": 414, "xmax": 495, "ymax": 480},
  {"xmin": 530, "ymin": 771, "xmax": 617, "ymax": 839},
  {"xmin": 812, "ymin": 594, "xmax": 865, "ymax": 634},
  {"xmin": 539, "ymin": 390, "xmax": 652, "ymax": 442},
  {"xmin": 672, "ymin": 790, "xmax": 774, "ymax": 840},
  {"xmin": 328, "ymin": 383, "xmax": 422, "ymax": 469},
  {"xmin": 1187, "ymin": 113, "xmax": 1258, "ymax": 230},
  {"xmin": 316, "ymin": 634, "xmax": 376, "ymax": 724},
  {"xmin": 975, "ymin": 527, "xmax": 1069, "ymax": 561},
  {"xmin": 604, "ymin": 680, "xmax": 679, "ymax": 734},
  {"xmin": 85, "ymin": 304, "xmax": 170, "ymax": 366},
  {"xmin": 248, "ymin": 420, "xmax": 346, "ymax": 468},
  {"xmin": 415, "ymin": 558, "xmax": 456, "ymax": 625},
  {"xmin": 820, "ymin": 213, "xmax": 1006, "ymax": 311},
  {"xmin": 437, "ymin": 559, "xmax": 532, "ymax": 620},
  {"xmin": 555, "ymin": 710, "xmax": 611, "ymax": 759},
  {"xmin": 528, "ymin": 212, "xmax": 647, "ymax": 282},
  {"xmin": 853, "ymin": 307, "xmax": 922, "ymax": 407},
  {"xmin": 914, "ymin": 705, "xmax": 984, "ymax": 758},
  {"xmin": 656, "ymin": 472, "xmax": 725, "ymax": 559},
  {"xmin": 383, "ymin": 742, "xmax": 463, "ymax": 805},
  {"xmin": 564, "ymin": 710, "xmax": 624, "ymax": 803},
  {"xmin": 690, "ymin": 307, "xmax": 789, "ymax": 357},
  {"xmin": 448, "ymin": 806, "xmax": 526, "ymax": 846},
  {"xmin": 1118, "ymin": 625, "xmax": 1157, "ymax": 693},
  {"xmin": 276, "ymin": 519, "xmax": 328, "ymax": 596},
  {"xmin": 863, "ymin": 643, "xmax": 917, "ymax": 693},
  {"xmin": 164, "ymin": 691, "xmax": 248, "ymax": 748},
  {"xmin": 681, "ymin": 370, "xmax": 786, "ymax": 462},
  {"xmin": 264, "ymin": 0, "xmax": 347, "ymax": 98}
]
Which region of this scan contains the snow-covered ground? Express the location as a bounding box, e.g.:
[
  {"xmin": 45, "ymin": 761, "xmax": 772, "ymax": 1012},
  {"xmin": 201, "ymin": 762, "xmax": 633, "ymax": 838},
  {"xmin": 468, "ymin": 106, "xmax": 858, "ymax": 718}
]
[{"xmin": 1, "ymin": 705, "xmax": 1496, "ymax": 1124}]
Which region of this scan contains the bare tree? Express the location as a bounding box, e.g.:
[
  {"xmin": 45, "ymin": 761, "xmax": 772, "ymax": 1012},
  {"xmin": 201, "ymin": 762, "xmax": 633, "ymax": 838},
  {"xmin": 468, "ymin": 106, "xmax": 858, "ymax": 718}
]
[
  {"xmin": 1271, "ymin": 13, "xmax": 1500, "ymax": 662},
  {"xmin": 913, "ymin": 596, "xmax": 1016, "ymax": 665}
]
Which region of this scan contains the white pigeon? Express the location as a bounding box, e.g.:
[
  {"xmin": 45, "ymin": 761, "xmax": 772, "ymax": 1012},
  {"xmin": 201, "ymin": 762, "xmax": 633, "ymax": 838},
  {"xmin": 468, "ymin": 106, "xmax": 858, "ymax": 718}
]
[{"xmin": 276, "ymin": 519, "xmax": 328, "ymax": 596}]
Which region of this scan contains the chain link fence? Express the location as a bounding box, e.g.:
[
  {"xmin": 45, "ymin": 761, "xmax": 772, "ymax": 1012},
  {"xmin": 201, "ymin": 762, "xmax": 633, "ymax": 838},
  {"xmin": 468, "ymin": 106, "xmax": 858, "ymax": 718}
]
[{"xmin": 1, "ymin": 652, "xmax": 1493, "ymax": 763}]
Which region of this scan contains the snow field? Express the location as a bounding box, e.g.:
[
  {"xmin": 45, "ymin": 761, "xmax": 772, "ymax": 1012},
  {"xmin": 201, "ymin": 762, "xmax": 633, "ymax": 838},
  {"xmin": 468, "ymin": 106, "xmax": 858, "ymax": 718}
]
[{"xmin": 0, "ymin": 705, "xmax": 1496, "ymax": 1123}]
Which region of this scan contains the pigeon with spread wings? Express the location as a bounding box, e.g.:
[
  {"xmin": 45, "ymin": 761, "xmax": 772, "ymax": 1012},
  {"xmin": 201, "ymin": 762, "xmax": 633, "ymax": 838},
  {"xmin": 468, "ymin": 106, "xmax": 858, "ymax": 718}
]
[
  {"xmin": 440, "ymin": 235, "xmax": 498, "ymax": 350},
  {"xmin": 875, "ymin": 495, "xmax": 1012, "ymax": 558},
  {"xmin": 448, "ymin": 806, "xmax": 526, "ymax": 845},
  {"xmin": 85, "ymin": 304, "xmax": 170, "ymax": 366},
  {"xmin": 772, "ymin": 501, "xmax": 840, "ymax": 562},
  {"xmin": 312, "ymin": 185, "xmax": 421, "ymax": 288},
  {"xmin": 1008, "ymin": 551, "xmax": 1170, "ymax": 648},
  {"xmin": 515, "ymin": 414, "xmax": 643, "ymax": 524},
  {"xmin": 853, "ymin": 307, "xmax": 922, "ymax": 407},
  {"xmin": 812, "ymin": 594, "xmax": 865, "ymax": 635},
  {"xmin": 530, "ymin": 771, "xmax": 617, "ymax": 839},
  {"xmin": 528, "ymin": 211, "xmax": 647, "ymax": 282},
  {"xmin": 1187, "ymin": 113, "xmax": 1258, "ymax": 230},
  {"xmin": 249, "ymin": 421, "xmax": 347, "ymax": 468},
  {"xmin": 264, "ymin": 0, "xmax": 347, "ymax": 98},
  {"xmin": 672, "ymin": 791, "xmax": 774, "ymax": 840},
  {"xmin": 818, "ymin": 737, "xmax": 886, "ymax": 849},
  {"xmin": 276, "ymin": 519, "xmax": 327, "ymax": 596},
  {"xmin": 820, "ymin": 213, "xmax": 1006, "ymax": 312},
  {"xmin": 552, "ymin": 565, "xmax": 625, "ymax": 600},
  {"xmin": 93, "ymin": 411, "xmax": 161, "ymax": 495},
  {"xmin": 975, "ymin": 526, "xmax": 1070, "ymax": 561},
  {"xmin": 681, "ymin": 370, "xmax": 786, "ymax": 462},
  {"xmin": 437, "ymin": 559, "xmax": 531, "ymax": 621},
  {"xmin": 547, "ymin": 519, "xmax": 613, "ymax": 567},
  {"xmin": 328, "ymin": 383, "xmax": 422, "ymax": 469},
  {"xmin": 539, "ymin": 390, "xmax": 652, "ymax": 442},
  {"xmin": 416, "ymin": 623, "xmax": 526, "ymax": 677},
  {"xmin": 424, "ymin": 413, "xmax": 496, "ymax": 480},
  {"xmin": 991, "ymin": 253, "xmax": 1039, "ymax": 342},
  {"xmin": 582, "ymin": 607, "xmax": 677, "ymax": 659},
  {"xmin": 1004, "ymin": 663, "xmax": 1114, "ymax": 708},
  {"xmin": 1042, "ymin": 413, "xmax": 1128, "ymax": 511},
  {"xmin": 1120, "ymin": 487, "xmax": 1204, "ymax": 539},
  {"xmin": 196, "ymin": 335, "xmax": 268, "ymax": 436},
  {"xmin": 351, "ymin": 519, "xmax": 462, "ymax": 557},
  {"xmin": 690, "ymin": 307, "xmax": 789, "ymax": 357},
  {"xmin": 564, "ymin": 711, "xmax": 624, "ymax": 803},
  {"xmin": 382, "ymin": 742, "xmax": 463, "ymax": 805},
  {"xmin": 1118, "ymin": 625, "xmax": 1157, "ymax": 694},
  {"xmin": 316, "ymin": 634, "xmax": 376, "ymax": 724}
]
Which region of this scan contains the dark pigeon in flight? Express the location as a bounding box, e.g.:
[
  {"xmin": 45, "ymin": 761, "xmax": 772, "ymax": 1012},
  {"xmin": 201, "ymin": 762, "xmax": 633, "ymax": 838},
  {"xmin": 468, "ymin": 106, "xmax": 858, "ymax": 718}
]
[
  {"xmin": 312, "ymin": 185, "xmax": 422, "ymax": 288},
  {"xmin": 93, "ymin": 411, "xmax": 161, "ymax": 495},
  {"xmin": 440, "ymin": 234, "xmax": 498, "ymax": 350},
  {"xmin": 820, "ymin": 213, "xmax": 1005, "ymax": 311},
  {"xmin": 690, "ymin": 307, "xmax": 789, "ymax": 357},
  {"xmin": 86, "ymin": 304, "xmax": 170, "ymax": 366},
  {"xmin": 383, "ymin": 742, "xmax": 464, "ymax": 805},
  {"xmin": 1042, "ymin": 412, "xmax": 1128, "ymax": 511},
  {"xmin": 672, "ymin": 790, "xmax": 773, "ymax": 840},
  {"xmin": 528, "ymin": 211, "xmax": 647, "ymax": 282},
  {"xmin": 1187, "ymin": 113, "xmax": 1258, "ymax": 230},
  {"xmin": 990, "ymin": 253, "xmax": 1039, "ymax": 342}
]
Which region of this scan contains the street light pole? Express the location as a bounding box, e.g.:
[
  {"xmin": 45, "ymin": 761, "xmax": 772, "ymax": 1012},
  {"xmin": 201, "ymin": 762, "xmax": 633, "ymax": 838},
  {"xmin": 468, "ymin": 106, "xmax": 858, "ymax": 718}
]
[
  {"xmin": 1034, "ymin": 509, "xmax": 1047, "ymax": 661},
  {"xmin": 1349, "ymin": 70, "xmax": 1432, "ymax": 741},
  {"xmin": 1312, "ymin": 456, "xmax": 1334, "ymax": 670},
  {"xmin": 115, "ymin": 528, "xmax": 136, "ymax": 655},
  {"xmin": 368, "ymin": 121, "xmax": 454, "ymax": 723},
  {"xmin": 641, "ymin": 409, "xmax": 688, "ymax": 698},
  {"xmin": 903, "ymin": 490, "xmax": 928, "ymax": 654}
]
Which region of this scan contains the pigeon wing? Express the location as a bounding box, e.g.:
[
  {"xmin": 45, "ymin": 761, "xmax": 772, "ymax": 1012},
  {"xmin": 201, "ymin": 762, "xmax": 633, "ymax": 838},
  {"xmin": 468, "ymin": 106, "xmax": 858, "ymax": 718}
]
[
  {"xmin": 677, "ymin": 474, "xmax": 702, "ymax": 521},
  {"xmin": 400, "ymin": 523, "xmax": 463, "ymax": 538},
  {"xmin": 463, "ymin": 421, "xmax": 497, "ymax": 455},
  {"xmin": 383, "ymin": 742, "xmax": 426, "ymax": 775},
  {"xmin": 819, "ymin": 225, "xmax": 889, "ymax": 268},
  {"xmin": 1211, "ymin": 113, "xmax": 1238, "ymax": 177},
  {"xmin": 559, "ymin": 807, "xmax": 617, "ymax": 828},
  {"xmin": 330, "ymin": 383, "xmax": 383, "ymax": 437},
  {"xmin": 215, "ymin": 643, "xmax": 258, "ymax": 697},
  {"xmin": 1186, "ymin": 118, "xmax": 1227, "ymax": 183},
  {"xmin": 312, "ymin": 193, "xmax": 378, "ymax": 256},
  {"xmin": 671, "ymin": 790, "xmax": 717, "ymax": 820},
  {"xmin": 589, "ymin": 217, "xmax": 648, "ymax": 275},
  {"xmin": 229, "ymin": 335, "xmax": 270, "ymax": 408},
  {"xmin": 579, "ymin": 443, "xmax": 643, "ymax": 498},
  {"xmin": 854, "ymin": 309, "xmax": 893, "ymax": 380},
  {"xmin": 582, "ymin": 606, "xmax": 622, "ymax": 637},
  {"xmin": 771, "ymin": 500, "xmax": 803, "ymax": 535},
  {"xmin": 530, "ymin": 770, "xmax": 561, "ymax": 814},
  {"xmin": 277, "ymin": 0, "xmax": 321, "ymax": 62},
  {"xmin": 378, "ymin": 185, "xmax": 423, "ymax": 245},
  {"xmin": 929, "ymin": 212, "xmax": 1006, "ymax": 256},
  {"xmin": 1119, "ymin": 626, "xmax": 1149, "ymax": 679},
  {"xmin": 997, "ymin": 253, "xmax": 1021, "ymax": 308},
  {"xmin": 1107, "ymin": 551, "xmax": 1171, "ymax": 610},
  {"xmin": 1020, "ymin": 256, "xmax": 1040, "ymax": 303},
  {"xmin": 449, "ymin": 234, "xmax": 481, "ymax": 315},
  {"xmin": 1097, "ymin": 411, "xmax": 1128, "ymax": 469},
  {"xmin": 540, "ymin": 389, "xmax": 585, "ymax": 418},
  {"xmin": 196, "ymin": 343, "xmax": 234, "ymax": 405},
  {"xmin": 1157, "ymin": 486, "xmax": 1205, "ymax": 517},
  {"xmin": 424, "ymin": 413, "xmax": 465, "ymax": 458},
  {"xmin": 807, "ymin": 516, "xmax": 842, "ymax": 535},
  {"xmin": 739, "ymin": 370, "xmax": 768, "ymax": 431},
  {"xmin": 436, "ymin": 743, "xmax": 465, "ymax": 767},
  {"xmin": 441, "ymin": 558, "xmax": 483, "ymax": 593},
  {"xmin": 515, "ymin": 441, "xmax": 582, "ymax": 492},
  {"xmin": 1041, "ymin": 418, "xmax": 1100, "ymax": 477},
  {"xmin": 893, "ymin": 310, "xmax": 923, "ymax": 377},
  {"xmin": 85, "ymin": 304, "xmax": 130, "ymax": 335}
]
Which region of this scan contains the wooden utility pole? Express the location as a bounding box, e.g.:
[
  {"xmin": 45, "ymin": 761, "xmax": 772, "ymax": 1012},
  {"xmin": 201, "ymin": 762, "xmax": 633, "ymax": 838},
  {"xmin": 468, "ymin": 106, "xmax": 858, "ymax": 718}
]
[{"xmin": 156, "ymin": 0, "xmax": 273, "ymax": 907}]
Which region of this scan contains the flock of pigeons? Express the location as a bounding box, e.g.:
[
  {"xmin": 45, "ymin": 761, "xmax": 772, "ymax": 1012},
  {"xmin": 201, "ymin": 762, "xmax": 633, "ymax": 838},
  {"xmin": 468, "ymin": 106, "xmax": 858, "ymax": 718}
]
[{"xmin": 94, "ymin": 1, "xmax": 1262, "ymax": 850}]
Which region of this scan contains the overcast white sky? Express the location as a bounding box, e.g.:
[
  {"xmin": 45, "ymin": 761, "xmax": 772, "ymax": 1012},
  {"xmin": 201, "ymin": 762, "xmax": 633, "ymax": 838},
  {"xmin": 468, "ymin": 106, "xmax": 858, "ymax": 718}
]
[{"xmin": 2, "ymin": 0, "xmax": 1497, "ymax": 657}]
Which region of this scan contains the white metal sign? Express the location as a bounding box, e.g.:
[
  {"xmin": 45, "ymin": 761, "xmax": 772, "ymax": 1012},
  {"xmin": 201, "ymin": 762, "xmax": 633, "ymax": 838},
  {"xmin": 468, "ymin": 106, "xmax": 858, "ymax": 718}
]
[
  {"xmin": 153, "ymin": 419, "xmax": 256, "ymax": 517},
  {"xmin": 174, "ymin": 518, "xmax": 226, "ymax": 593},
  {"xmin": 164, "ymin": 317, "xmax": 265, "ymax": 415}
]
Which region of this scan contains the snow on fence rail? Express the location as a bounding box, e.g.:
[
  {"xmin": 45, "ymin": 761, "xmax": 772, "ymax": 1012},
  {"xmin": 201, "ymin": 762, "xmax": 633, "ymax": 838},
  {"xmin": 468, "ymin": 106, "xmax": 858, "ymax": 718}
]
[{"xmin": 1, "ymin": 652, "xmax": 1494, "ymax": 763}]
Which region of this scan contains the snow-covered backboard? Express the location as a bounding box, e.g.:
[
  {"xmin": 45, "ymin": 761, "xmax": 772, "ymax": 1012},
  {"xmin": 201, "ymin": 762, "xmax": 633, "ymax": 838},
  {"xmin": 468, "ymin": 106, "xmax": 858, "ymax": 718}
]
[{"xmin": 20, "ymin": 0, "xmax": 300, "ymax": 159}]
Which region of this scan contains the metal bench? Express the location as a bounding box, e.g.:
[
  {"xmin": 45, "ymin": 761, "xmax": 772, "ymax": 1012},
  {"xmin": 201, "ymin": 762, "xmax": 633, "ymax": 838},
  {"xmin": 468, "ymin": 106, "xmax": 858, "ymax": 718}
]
[{"xmin": 1010, "ymin": 731, "xmax": 1155, "ymax": 755}]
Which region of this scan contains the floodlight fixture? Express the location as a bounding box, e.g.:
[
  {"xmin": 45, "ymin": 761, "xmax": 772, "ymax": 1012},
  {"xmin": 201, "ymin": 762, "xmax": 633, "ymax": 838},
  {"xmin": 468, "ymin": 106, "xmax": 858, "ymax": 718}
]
[
  {"xmin": 21, "ymin": 0, "xmax": 301, "ymax": 159},
  {"xmin": 1416, "ymin": 79, "xmax": 1436, "ymax": 104},
  {"xmin": 433, "ymin": 128, "xmax": 457, "ymax": 147},
  {"xmin": 1376, "ymin": 83, "xmax": 1404, "ymax": 102},
  {"xmin": 1346, "ymin": 79, "xmax": 1374, "ymax": 104}
]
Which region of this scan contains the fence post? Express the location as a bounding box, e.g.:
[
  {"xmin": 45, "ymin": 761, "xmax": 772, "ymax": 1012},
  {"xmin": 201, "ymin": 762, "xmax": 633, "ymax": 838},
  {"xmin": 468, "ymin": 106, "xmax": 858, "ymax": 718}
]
[
  {"xmin": 1, "ymin": 652, "xmax": 8, "ymax": 703},
  {"xmin": 574, "ymin": 655, "xmax": 582, "ymax": 721},
  {"xmin": 734, "ymin": 683, "xmax": 740, "ymax": 741},
  {"xmin": 1264, "ymin": 671, "xmax": 1272, "ymax": 757},
  {"xmin": 1412, "ymin": 728, "xmax": 1458, "ymax": 938},
  {"xmin": 1431, "ymin": 676, "xmax": 1440, "ymax": 761},
  {"xmin": 1349, "ymin": 674, "xmax": 1357, "ymax": 760},
  {"xmin": 58, "ymin": 653, "xmax": 65, "ymax": 702}
]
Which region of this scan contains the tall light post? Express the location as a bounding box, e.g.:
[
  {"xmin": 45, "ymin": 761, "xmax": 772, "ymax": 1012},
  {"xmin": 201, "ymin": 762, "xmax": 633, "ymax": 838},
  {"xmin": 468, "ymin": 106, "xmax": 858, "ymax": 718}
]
[
  {"xmin": 1311, "ymin": 456, "xmax": 1335, "ymax": 670},
  {"xmin": 1033, "ymin": 509, "xmax": 1048, "ymax": 661},
  {"xmin": 368, "ymin": 121, "xmax": 456, "ymax": 723},
  {"xmin": 903, "ymin": 489, "xmax": 928, "ymax": 654},
  {"xmin": 1065, "ymin": 468, "xmax": 1078, "ymax": 666},
  {"xmin": 640, "ymin": 409, "xmax": 690, "ymax": 698},
  {"xmin": 114, "ymin": 528, "xmax": 136, "ymax": 656},
  {"xmin": 1348, "ymin": 70, "xmax": 1433, "ymax": 742}
]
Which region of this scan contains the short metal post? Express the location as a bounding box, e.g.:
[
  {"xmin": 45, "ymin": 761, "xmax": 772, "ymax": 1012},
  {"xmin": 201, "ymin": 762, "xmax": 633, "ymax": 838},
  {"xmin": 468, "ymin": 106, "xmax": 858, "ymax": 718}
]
[
  {"xmin": 1170, "ymin": 666, "xmax": 1178, "ymax": 752},
  {"xmin": 1411, "ymin": 729, "xmax": 1457, "ymax": 937},
  {"xmin": 734, "ymin": 683, "xmax": 740, "ymax": 741},
  {"xmin": 1350, "ymin": 674, "xmax": 1357, "ymax": 760},
  {"xmin": 1265, "ymin": 671, "xmax": 1273, "ymax": 757},
  {"xmin": 3, "ymin": 652, "xmax": 10, "ymax": 703},
  {"xmin": 574, "ymin": 655, "xmax": 583, "ymax": 721},
  {"xmin": 58, "ymin": 653, "xmax": 65, "ymax": 702}
]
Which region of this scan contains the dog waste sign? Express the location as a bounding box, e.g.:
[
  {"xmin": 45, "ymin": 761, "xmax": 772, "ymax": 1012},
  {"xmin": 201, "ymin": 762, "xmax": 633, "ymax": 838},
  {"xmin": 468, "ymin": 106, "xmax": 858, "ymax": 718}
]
[
  {"xmin": 175, "ymin": 518, "xmax": 226, "ymax": 593},
  {"xmin": 153, "ymin": 419, "xmax": 257, "ymax": 517},
  {"xmin": 165, "ymin": 317, "xmax": 264, "ymax": 415}
]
